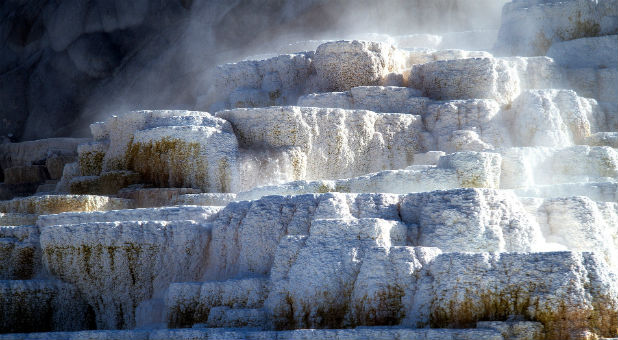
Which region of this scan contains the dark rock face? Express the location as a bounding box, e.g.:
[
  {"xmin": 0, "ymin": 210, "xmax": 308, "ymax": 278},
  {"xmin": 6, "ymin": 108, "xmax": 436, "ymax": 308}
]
[
  {"xmin": 0, "ymin": 137, "xmax": 85, "ymax": 198},
  {"xmin": 0, "ymin": 0, "xmax": 506, "ymax": 141}
]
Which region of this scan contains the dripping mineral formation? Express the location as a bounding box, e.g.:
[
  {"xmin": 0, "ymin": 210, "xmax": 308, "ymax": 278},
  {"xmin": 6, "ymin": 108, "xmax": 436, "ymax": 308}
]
[{"xmin": 0, "ymin": 1, "xmax": 617, "ymax": 339}]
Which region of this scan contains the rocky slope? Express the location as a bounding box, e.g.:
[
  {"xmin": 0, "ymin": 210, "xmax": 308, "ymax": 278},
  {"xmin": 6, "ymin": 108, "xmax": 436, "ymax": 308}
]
[{"xmin": 0, "ymin": 0, "xmax": 617, "ymax": 339}]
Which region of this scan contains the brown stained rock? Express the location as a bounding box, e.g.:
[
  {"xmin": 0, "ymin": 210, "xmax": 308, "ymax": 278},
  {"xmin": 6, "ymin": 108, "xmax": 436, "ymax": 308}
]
[
  {"xmin": 116, "ymin": 187, "xmax": 201, "ymax": 208},
  {"xmin": 3, "ymin": 165, "xmax": 48, "ymax": 185},
  {"xmin": 69, "ymin": 171, "xmax": 142, "ymax": 195}
]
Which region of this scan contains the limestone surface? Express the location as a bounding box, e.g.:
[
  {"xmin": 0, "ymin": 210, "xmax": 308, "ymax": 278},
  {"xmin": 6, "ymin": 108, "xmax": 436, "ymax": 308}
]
[
  {"xmin": 0, "ymin": 195, "xmax": 132, "ymax": 215},
  {"xmin": 298, "ymin": 86, "xmax": 427, "ymax": 114},
  {"xmin": 410, "ymin": 57, "xmax": 520, "ymax": 105},
  {"xmin": 2, "ymin": 0, "xmax": 618, "ymax": 339},
  {"xmin": 41, "ymin": 219, "xmax": 213, "ymax": 329},
  {"xmin": 504, "ymin": 89, "xmax": 598, "ymax": 147},
  {"xmin": 217, "ymin": 106, "xmax": 424, "ymax": 184},
  {"xmin": 86, "ymin": 110, "xmax": 240, "ymax": 193},
  {"xmin": 0, "ymin": 280, "xmax": 90, "ymax": 333},
  {"xmin": 313, "ymin": 40, "xmax": 408, "ymax": 91},
  {"xmin": 206, "ymin": 53, "xmax": 314, "ymax": 112}
]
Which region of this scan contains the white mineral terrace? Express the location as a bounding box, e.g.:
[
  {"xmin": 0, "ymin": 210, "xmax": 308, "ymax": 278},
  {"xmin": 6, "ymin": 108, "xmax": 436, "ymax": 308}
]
[{"xmin": 0, "ymin": 0, "xmax": 617, "ymax": 339}]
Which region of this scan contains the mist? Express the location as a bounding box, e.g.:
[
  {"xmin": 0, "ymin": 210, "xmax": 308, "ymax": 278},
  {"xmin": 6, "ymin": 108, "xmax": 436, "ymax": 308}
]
[{"xmin": 1, "ymin": 0, "xmax": 507, "ymax": 142}]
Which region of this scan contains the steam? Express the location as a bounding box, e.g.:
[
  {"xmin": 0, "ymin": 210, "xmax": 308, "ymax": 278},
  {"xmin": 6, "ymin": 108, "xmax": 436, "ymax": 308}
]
[{"xmin": 71, "ymin": 0, "xmax": 508, "ymax": 137}]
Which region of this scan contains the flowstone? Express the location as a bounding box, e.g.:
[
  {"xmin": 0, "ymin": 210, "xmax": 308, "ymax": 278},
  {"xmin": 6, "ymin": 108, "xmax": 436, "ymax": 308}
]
[{"xmin": 1, "ymin": 0, "xmax": 618, "ymax": 339}]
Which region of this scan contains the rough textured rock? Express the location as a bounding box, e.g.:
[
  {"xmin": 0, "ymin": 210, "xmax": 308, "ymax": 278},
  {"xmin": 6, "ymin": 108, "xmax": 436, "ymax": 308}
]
[
  {"xmin": 166, "ymin": 278, "xmax": 269, "ymax": 328},
  {"xmin": 36, "ymin": 206, "xmax": 221, "ymax": 228},
  {"xmin": 504, "ymin": 89, "xmax": 598, "ymax": 147},
  {"xmin": 0, "ymin": 225, "xmax": 39, "ymax": 279},
  {"xmin": 504, "ymin": 56, "xmax": 566, "ymax": 90},
  {"xmin": 0, "ymin": 280, "xmax": 91, "ymax": 333},
  {"xmin": 423, "ymin": 99, "xmax": 506, "ymax": 150},
  {"xmin": 87, "ymin": 110, "xmax": 239, "ymax": 193},
  {"xmin": 1, "ymin": 1, "xmax": 618, "ymax": 339},
  {"xmin": 68, "ymin": 171, "xmax": 142, "ymax": 195},
  {"xmin": 0, "ymin": 327, "xmax": 505, "ymax": 340},
  {"xmin": 217, "ymin": 106, "xmax": 424, "ymax": 184},
  {"xmin": 410, "ymin": 57, "xmax": 520, "ymax": 105},
  {"xmin": 44, "ymin": 154, "xmax": 75, "ymax": 180},
  {"xmin": 0, "ymin": 138, "xmax": 87, "ymax": 171},
  {"xmin": 159, "ymin": 191, "xmax": 618, "ymax": 337},
  {"xmin": 115, "ymin": 187, "xmax": 202, "ymax": 208},
  {"xmin": 565, "ymin": 67, "xmax": 618, "ymax": 108},
  {"xmin": 0, "ymin": 195, "xmax": 132, "ymax": 215},
  {"xmin": 515, "ymin": 181, "xmax": 618, "ymax": 202},
  {"xmin": 583, "ymin": 132, "xmax": 618, "ymax": 147},
  {"xmin": 205, "ymin": 52, "xmax": 314, "ymax": 112},
  {"xmin": 477, "ymin": 320, "xmax": 544, "ymax": 340},
  {"xmin": 535, "ymin": 196, "xmax": 618, "ymax": 267},
  {"xmin": 298, "ymin": 86, "xmax": 428, "ymax": 114},
  {"xmin": 41, "ymin": 219, "xmax": 212, "ymax": 329},
  {"xmin": 0, "ymin": 138, "xmax": 85, "ymax": 198},
  {"xmin": 0, "ymin": 187, "xmax": 617, "ymax": 338},
  {"xmin": 54, "ymin": 162, "xmax": 80, "ymax": 194},
  {"xmin": 429, "ymin": 252, "xmax": 618, "ymax": 339},
  {"xmin": 313, "ymin": 40, "xmax": 408, "ymax": 91},
  {"xmin": 0, "ymin": 213, "xmax": 37, "ymax": 227},
  {"xmin": 3, "ymin": 165, "xmax": 48, "ymax": 185},
  {"xmin": 173, "ymin": 193, "xmax": 237, "ymax": 207},
  {"xmin": 499, "ymin": 145, "xmax": 618, "ymax": 189}
]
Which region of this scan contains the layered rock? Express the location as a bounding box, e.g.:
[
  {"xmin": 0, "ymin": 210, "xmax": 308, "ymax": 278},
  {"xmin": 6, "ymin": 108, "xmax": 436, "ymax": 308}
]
[
  {"xmin": 0, "ymin": 280, "xmax": 91, "ymax": 333},
  {"xmin": 504, "ymin": 89, "xmax": 599, "ymax": 147},
  {"xmin": 0, "ymin": 138, "xmax": 86, "ymax": 198},
  {"xmin": 410, "ymin": 57, "xmax": 520, "ymax": 105},
  {"xmin": 217, "ymin": 106, "xmax": 424, "ymax": 185},
  {"xmin": 547, "ymin": 35, "xmax": 618, "ymax": 69},
  {"xmin": 205, "ymin": 52, "xmax": 315, "ymax": 112},
  {"xmin": 0, "ymin": 195, "xmax": 131, "ymax": 215},
  {"xmin": 1, "ymin": 1, "xmax": 617, "ymax": 339},
  {"xmin": 79, "ymin": 110, "xmax": 240, "ymax": 193},
  {"xmin": 41, "ymin": 219, "xmax": 213, "ymax": 329},
  {"xmin": 0, "ymin": 326, "xmax": 506, "ymax": 340},
  {"xmin": 429, "ymin": 251, "xmax": 618, "ymax": 339},
  {"xmin": 313, "ymin": 40, "xmax": 408, "ymax": 91},
  {"xmin": 499, "ymin": 145, "xmax": 618, "ymax": 189},
  {"xmin": 0, "ymin": 225, "xmax": 39, "ymax": 280},
  {"xmin": 298, "ymin": 86, "xmax": 428, "ymax": 114},
  {"xmin": 237, "ymin": 151, "xmax": 502, "ymax": 200}
]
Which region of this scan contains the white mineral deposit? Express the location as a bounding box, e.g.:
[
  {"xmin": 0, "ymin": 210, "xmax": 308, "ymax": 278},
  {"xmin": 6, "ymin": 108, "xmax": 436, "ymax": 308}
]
[{"xmin": 0, "ymin": 0, "xmax": 617, "ymax": 339}]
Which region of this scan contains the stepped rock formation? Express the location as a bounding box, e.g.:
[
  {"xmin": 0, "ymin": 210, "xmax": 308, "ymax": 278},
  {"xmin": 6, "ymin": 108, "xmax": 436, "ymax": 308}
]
[{"xmin": 0, "ymin": 0, "xmax": 617, "ymax": 339}]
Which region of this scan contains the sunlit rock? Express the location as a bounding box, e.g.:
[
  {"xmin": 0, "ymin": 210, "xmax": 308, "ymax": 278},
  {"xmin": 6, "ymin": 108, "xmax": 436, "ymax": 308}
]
[
  {"xmin": 429, "ymin": 251, "xmax": 618, "ymax": 339},
  {"xmin": 314, "ymin": 40, "xmax": 409, "ymax": 91},
  {"xmin": 504, "ymin": 89, "xmax": 599, "ymax": 147},
  {"xmin": 2, "ymin": 0, "xmax": 618, "ymax": 338},
  {"xmin": 0, "ymin": 195, "xmax": 132, "ymax": 215},
  {"xmin": 80, "ymin": 110, "xmax": 239, "ymax": 193},
  {"xmin": 217, "ymin": 106, "xmax": 424, "ymax": 184},
  {"xmin": 298, "ymin": 86, "xmax": 428, "ymax": 114},
  {"xmin": 204, "ymin": 52, "xmax": 314, "ymax": 111},
  {"xmin": 410, "ymin": 57, "xmax": 520, "ymax": 105}
]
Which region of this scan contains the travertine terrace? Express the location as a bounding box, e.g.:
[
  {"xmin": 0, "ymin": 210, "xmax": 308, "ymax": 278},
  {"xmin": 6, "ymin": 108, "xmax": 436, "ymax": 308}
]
[{"xmin": 0, "ymin": 1, "xmax": 617, "ymax": 339}]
